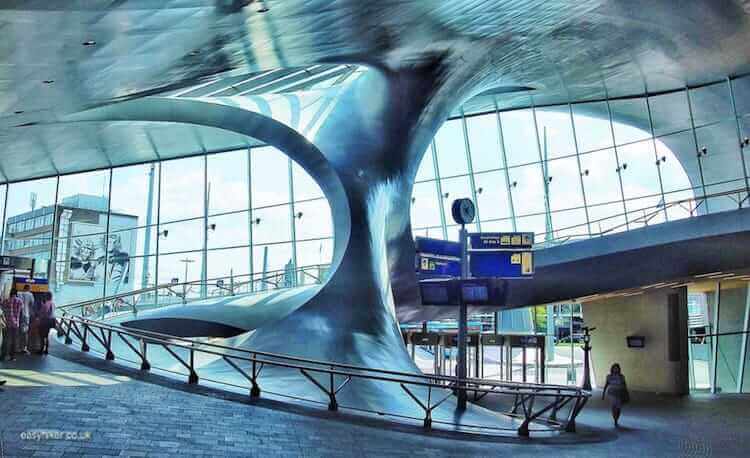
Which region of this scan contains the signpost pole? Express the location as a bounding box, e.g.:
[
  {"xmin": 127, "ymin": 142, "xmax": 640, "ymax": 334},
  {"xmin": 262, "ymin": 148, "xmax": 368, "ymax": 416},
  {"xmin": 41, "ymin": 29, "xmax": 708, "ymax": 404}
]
[{"xmin": 457, "ymin": 224, "xmax": 468, "ymax": 410}]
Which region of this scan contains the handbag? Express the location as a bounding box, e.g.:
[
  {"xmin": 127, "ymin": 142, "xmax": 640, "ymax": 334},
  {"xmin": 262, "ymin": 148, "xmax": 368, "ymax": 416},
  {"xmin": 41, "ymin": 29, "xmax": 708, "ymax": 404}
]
[{"xmin": 621, "ymin": 389, "xmax": 630, "ymax": 404}]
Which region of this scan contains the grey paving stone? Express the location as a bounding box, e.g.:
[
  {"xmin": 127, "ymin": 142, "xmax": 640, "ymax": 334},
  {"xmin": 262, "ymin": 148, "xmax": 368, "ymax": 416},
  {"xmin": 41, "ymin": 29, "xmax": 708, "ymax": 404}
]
[{"xmin": 1, "ymin": 344, "xmax": 749, "ymax": 457}]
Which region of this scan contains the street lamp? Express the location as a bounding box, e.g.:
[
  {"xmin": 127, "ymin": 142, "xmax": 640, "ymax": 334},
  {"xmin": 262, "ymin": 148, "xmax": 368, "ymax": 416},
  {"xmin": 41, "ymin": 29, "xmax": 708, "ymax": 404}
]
[{"xmin": 581, "ymin": 326, "xmax": 596, "ymax": 391}]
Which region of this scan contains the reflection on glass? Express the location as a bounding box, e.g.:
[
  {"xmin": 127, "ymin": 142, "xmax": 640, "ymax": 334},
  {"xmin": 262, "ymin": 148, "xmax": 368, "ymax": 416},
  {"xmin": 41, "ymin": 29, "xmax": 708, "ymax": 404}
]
[
  {"xmin": 649, "ymin": 90, "xmax": 692, "ymax": 137},
  {"xmin": 572, "ymin": 102, "xmax": 614, "ymax": 153},
  {"xmin": 608, "ymin": 99, "xmax": 651, "ymax": 145},
  {"xmin": 689, "ymin": 82, "xmax": 733, "ymax": 128}
]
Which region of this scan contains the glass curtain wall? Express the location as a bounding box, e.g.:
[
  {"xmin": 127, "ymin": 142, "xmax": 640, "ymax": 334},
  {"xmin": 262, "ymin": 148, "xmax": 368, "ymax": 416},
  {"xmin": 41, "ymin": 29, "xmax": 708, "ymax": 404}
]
[
  {"xmin": 412, "ymin": 76, "xmax": 750, "ymax": 243},
  {"xmin": 687, "ymin": 279, "xmax": 750, "ymax": 394},
  {"xmin": 0, "ymin": 147, "xmax": 332, "ymax": 306}
]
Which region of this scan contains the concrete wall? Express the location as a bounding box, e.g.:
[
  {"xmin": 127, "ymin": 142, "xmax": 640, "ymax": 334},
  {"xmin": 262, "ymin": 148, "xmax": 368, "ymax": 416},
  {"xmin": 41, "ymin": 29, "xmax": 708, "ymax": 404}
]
[{"xmin": 583, "ymin": 287, "xmax": 689, "ymax": 395}]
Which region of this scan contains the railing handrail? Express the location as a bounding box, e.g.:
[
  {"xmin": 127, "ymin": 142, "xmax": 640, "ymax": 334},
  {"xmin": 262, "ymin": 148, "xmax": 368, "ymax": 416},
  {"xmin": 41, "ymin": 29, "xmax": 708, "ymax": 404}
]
[
  {"xmin": 58, "ymin": 263, "xmax": 329, "ymax": 311},
  {"xmin": 61, "ymin": 313, "xmax": 585, "ymax": 396},
  {"xmin": 535, "ymin": 184, "xmax": 749, "ymax": 247}
]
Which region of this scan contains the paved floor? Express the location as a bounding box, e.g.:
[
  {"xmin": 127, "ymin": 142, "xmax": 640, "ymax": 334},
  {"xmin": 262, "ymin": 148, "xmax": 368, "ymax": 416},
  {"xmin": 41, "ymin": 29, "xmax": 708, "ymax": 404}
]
[{"xmin": 0, "ymin": 342, "xmax": 747, "ymax": 457}]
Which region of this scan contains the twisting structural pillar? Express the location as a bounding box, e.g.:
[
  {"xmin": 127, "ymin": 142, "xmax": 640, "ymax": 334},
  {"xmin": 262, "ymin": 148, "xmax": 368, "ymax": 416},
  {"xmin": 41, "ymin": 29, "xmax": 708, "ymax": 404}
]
[{"xmin": 62, "ymin": 48, "xmax": 505, "ymax": 418}]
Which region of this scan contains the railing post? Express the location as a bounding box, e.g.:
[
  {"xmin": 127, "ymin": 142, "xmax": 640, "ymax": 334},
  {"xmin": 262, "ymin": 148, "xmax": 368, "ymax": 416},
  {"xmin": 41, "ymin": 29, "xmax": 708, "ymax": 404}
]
[
  {"xmin": 328, "ymin": 367, "xmax": 338, "ymax": 411},
  {"xmin": 81, "ymin": 324, "xmax": 90, "ymax": 352},
  {"xmin": 250, "ymin": 356, "xmax": 261, "ymax": 398},
  {"xmin": 105, "ymin": 329, "xmax": 115, "ymax": 361},
  {"xmin": 188, "ymin": 346, "xmax": 199, "ymax": 384},
  {"xmin": 140, "ymin": 339, "xmax": 151, "ymax": 371},
  {"xmin": 63, "ymin": 319, "xmax": 73, "ymax": 345}
]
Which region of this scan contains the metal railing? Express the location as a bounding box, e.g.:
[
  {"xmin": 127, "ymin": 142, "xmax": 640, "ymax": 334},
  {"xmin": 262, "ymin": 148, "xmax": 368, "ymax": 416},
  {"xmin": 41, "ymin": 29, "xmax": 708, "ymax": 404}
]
[
  {"xmin": 58, "ymin": 264, "xmax": 330, "ymax": 320},
  {"xmin": 55, "ymin": 276, "xmax": 589, "ymax": 437},
  {"xmin": 535, "ymin": 185, "xmax": 749, "ymax": 248}
]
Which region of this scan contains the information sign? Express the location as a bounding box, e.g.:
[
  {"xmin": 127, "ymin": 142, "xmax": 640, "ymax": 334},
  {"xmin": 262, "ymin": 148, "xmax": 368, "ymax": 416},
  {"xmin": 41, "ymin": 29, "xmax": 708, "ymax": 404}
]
[
  {"xmin": 468, "ymin": 251, "xmax": 534, "ymax": 278},
  {"xmin": 469, "ymin": 232, "xmax": 534, "ymax": 250}
]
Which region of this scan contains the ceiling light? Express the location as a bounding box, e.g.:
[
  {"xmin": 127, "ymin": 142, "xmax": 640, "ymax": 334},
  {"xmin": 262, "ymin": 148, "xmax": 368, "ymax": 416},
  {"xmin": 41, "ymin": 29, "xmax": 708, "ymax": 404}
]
[
  {"xmin": 257, "ymin": 6, "xmax": 269, "ymax": 12},
  {"xmin": 42, "ymin": 80, "xmax": 54, "ymax": 84},
  {"xmin": 82, "ymin": 40, "xmax": 96, "ymax": 46},
  {"xmin": 14, "ymin": 110, "xmax": 24, "ymax": 114}
]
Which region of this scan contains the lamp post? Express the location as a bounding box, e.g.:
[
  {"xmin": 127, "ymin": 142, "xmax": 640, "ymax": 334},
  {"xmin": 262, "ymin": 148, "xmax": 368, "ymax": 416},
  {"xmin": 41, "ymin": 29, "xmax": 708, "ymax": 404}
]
[
  {"xmin": 581, "ymin": 326, "xmax": 596, "ymax": 391},
  {"xmin": 179, "ymin": 258, "xmax": 195, "ymax": 304}
]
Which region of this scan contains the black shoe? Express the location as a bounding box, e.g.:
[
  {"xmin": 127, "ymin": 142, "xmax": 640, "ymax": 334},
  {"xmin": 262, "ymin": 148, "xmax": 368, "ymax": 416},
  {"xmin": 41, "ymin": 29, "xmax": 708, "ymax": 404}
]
[{"xmin": 0, "ymin": 380, "xmax": 6, "ymax": 386}]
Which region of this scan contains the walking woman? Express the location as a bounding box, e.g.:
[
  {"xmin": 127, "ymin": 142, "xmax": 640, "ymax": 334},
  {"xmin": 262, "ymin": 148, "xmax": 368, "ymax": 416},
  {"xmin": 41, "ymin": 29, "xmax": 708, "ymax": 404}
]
[
  {"xmin": 602, "ymin": 363, "xmax": 629, "ymax": 427},
  {"xmin": 37, "ymin": 292, "xmax": 56, "ymax": 355}
]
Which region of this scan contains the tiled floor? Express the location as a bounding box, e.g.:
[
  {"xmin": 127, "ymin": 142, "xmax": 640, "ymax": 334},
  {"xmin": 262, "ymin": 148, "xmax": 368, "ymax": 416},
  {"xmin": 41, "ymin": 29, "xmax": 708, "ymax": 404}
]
[{"xmin": 0, "ymin": 341, "xmax": 747, "ymax": 457}]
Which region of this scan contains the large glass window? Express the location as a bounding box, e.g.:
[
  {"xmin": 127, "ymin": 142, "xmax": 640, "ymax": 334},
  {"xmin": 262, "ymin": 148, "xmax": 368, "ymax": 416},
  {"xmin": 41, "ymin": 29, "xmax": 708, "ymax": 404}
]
[
  {"xmin": 572, "ymin": 102, "xmax": 614, "ymax": 153},
  {"xmin": 415, "ymin": 145, "xmax": 436, "ymax": 182},
  {"xmin": 434, "ymin": 119, "xmax": 469, "ymax": 177},
  {"xmin": 500, "ymin": 109, "xmax": 539, "ymax": 167},
  {"xmin": 534, "ymin": 108, "xmax": 577, "ymax": 160},
  {"xmin": 207, "ymin": 149, "xmax": 249, "ymax": 215},
  {"xmin": 251, "ymin": 147, "xmax": 290, "ymax": 208},
  {"xmin": 609, "ymin": 99, "xmax": 651, "ymax": 145},
  {"xmin": 466, "ymin": 114, "xmax": 503, "ymax": 172},
  {"xmin": 474, "ymin": 171, "xmax": 511, "ymax": 221},
  {"xmin": 650, "ymin": 90, "xmax": 692, "ymax": 137},
  {"xmin": 546, "ymin": 156, "xmax": 585, "ymax": 211},
  {"xmin": 508, "ymin": 163, "xmax": 546, "ymax": 217},
  {"xmin": 689, "ymin": 82, "xmax": 734, "ymax": 128},
  {"xmin": 411, "ymin": 181, "xmax": 442, "ymax": 229},
  {"xmin": 159, "ymin": 156, "xmax": 205, "ymax": 222}
]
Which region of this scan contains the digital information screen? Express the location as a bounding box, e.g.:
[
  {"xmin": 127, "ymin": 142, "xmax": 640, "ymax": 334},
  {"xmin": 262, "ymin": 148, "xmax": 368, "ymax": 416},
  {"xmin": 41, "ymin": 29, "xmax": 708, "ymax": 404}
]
[{"xmin": 420, "ymin": 282, "xmax": 451, "ymax": 305}]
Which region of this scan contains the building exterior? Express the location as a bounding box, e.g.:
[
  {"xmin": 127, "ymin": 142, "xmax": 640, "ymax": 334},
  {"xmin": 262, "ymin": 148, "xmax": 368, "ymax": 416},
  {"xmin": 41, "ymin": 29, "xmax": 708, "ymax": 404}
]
[{"xmin": 3, "ymin": 194, "xmax": 138, "ymax": 305}]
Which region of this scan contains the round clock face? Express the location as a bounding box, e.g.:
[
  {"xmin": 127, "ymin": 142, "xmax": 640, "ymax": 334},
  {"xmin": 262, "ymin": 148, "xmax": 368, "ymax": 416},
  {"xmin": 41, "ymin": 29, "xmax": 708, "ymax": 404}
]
[{"xmin": 451, "ymin": 198, "xmax": 476, "ymax": 225}]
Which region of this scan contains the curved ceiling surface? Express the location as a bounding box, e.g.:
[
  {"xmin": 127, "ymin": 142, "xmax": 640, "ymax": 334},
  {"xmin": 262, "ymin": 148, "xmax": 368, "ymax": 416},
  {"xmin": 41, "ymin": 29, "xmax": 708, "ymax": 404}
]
[{"xmin": 1, "ymin": 0, "xmax": 750, "ymax": 182}]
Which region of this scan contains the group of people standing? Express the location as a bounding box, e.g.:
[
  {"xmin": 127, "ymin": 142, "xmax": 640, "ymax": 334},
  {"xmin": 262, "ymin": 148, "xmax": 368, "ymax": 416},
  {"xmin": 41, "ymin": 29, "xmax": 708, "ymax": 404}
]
[{"xmin": 0, "ymin": 285, "xmax": 56, "ymax": 361}]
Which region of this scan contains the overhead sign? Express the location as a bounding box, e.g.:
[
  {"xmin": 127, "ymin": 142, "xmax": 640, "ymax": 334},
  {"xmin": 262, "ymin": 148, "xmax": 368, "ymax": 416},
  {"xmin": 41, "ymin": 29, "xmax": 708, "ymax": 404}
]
[
  {"xmin": 469, "ymin": 251, "xmax": 534, "ymax": 278},
  {"xmin": 469, "ymin": 232, "xmax": 534, "ymax": 250},
  {"xmin": 0, "ymin": 256, "xmax": 34, "ymax": 271},
  {"xmin": 467, "ymin": 232, "xmax": 534, "ymax": 279},
  {"xmin": 415, "ymin": 237, "xmax": 461, "ymax": 257},
  {"xmin": 415, "ymin": 237, "xmax": 461, "ymax": 279},
  {"xmin": 416, "ymin": 254, "xmax": 461, "ymax": 278},
  {"xmin": 13, "ymin": 277, "xmax": 49, "ymax": 293}
]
